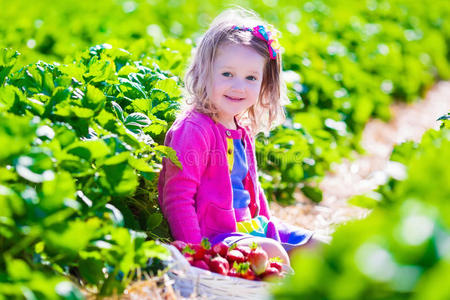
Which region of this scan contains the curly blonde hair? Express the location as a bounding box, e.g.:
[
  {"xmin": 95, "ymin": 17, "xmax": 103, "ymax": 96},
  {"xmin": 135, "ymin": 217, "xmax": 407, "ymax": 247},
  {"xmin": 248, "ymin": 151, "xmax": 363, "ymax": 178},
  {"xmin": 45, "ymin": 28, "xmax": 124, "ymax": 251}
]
[{"xmin": 182, "ymin": 7, "xmax": 289, "ymax": 135}]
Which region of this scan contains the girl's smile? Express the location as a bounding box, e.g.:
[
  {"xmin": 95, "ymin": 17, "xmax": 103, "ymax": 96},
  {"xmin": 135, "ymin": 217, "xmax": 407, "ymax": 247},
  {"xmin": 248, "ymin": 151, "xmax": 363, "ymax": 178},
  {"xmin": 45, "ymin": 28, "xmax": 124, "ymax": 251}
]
[
  {"xmin": 208, "ymin": 43, "xmax": 265, "ymax": 129},
  {"xmin": 225, "ymin": 95, "xmax": 245, "ymax": 101}
]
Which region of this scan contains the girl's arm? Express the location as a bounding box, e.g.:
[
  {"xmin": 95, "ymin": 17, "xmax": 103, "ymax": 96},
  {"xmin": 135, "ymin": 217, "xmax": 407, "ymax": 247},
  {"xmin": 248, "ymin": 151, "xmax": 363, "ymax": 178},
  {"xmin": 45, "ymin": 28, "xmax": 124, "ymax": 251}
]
[{"xmin": 160, "ymin": 121, "xmax": 210, "ymax": 243}]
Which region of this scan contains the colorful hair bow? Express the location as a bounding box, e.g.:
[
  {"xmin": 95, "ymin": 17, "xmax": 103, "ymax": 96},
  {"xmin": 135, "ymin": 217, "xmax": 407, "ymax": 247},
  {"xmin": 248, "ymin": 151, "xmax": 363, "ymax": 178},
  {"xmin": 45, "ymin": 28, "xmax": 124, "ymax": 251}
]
[{"xmin": 232, "ymin": 24, "xmax": 281, "ymax": 60}]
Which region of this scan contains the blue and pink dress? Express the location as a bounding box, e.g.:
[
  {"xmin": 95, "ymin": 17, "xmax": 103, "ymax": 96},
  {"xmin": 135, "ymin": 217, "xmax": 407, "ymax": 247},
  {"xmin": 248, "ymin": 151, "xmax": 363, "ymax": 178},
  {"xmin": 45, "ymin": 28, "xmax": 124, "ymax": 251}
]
[{"xmin": 210, "ymin": 125, "xmax": 313, "ymax": 251}]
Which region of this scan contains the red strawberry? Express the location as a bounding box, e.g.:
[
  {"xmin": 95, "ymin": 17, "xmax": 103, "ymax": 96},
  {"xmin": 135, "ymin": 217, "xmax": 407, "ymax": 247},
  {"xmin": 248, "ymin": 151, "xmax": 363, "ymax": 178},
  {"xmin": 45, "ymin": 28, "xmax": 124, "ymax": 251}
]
[
  {"xmin": 238, "ymin": 263, "xmax": 257, "ymax": 280},
  {"xmin": 171, "ymin": 240, "xmax": 188, "ymax": 252},
  {"xmin": 191, "ymin": 238, "xmax": 211, "ymax": 260},
  {"xmin": 248, "ymin": 243, "xmax": 268, "ymax": 275},
  {"xmin": 241, "ymin": 267, "xmax": 257, "ymax": 281},
  {"xmin": 227, "ymin": 249, "xmax": 245, "ymax": 264},
  {"xmin": 261, "ymin": 266, "xmax": 283, "ymax": 281},
  {"xmin": 209, "ymin": 256, "xmax": 230, "ymax": 275},
  {"xmin": 232, "ymin": 262, "xmax": 257, "ymax": 281},
  {"xmin": 192, "ymin": 260, "xmax": 210, "ymax": 271},
  {"xmin": 203, "ymin": 254, "xmax": 212, "ymax": 264},
  {"xmin": 191, "ymin": 244, "xmax": 205, "ymax": 260},
  {"xmin": 235, "ymin": 245, "xmax": 251, "ymax": 259},
  {"xmin": 212, "ymin": 242, "xmax": 229, "ymax": 257},
  {"xmin": 183, "ymin": 252, "xmax": 194, "ymax": 264},
  {"xmin": 182, "ymin": 245, "xmax": 195, "ymax": 264},
  {"xmin": 269, "ymin": 261, "xmax": 283, "ymax": 273}
]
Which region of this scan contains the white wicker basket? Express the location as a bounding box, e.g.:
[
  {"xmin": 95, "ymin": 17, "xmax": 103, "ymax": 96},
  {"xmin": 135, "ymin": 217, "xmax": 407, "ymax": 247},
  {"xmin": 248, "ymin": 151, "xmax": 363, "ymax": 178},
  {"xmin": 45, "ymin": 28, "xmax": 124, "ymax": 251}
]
[{"xmin": 164, "ymin": 244, "xmax": 290, "ymax": 300}]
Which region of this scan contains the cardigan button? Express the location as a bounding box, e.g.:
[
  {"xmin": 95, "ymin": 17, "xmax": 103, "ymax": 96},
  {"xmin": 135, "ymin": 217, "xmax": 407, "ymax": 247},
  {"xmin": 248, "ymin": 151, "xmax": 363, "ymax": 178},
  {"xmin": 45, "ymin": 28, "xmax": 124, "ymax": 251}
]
[
  {"xmin": 226, "ymin": 130, "xmax": 231, "ymax": 137},
  {"xmin": 228, "ymin": 149, "xmax": 233, "ymax": 154}
]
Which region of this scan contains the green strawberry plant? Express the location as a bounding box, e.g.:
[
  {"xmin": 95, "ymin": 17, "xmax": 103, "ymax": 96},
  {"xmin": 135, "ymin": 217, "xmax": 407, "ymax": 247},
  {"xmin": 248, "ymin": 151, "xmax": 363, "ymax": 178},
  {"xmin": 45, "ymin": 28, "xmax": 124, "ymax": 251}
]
[
  {"xmin": 273, "ymin": 116, "xmax": 450, "ymax": 299},
  {"xmin": 0, "ymin": 45, "xmax": 184, "ymax": 298}
]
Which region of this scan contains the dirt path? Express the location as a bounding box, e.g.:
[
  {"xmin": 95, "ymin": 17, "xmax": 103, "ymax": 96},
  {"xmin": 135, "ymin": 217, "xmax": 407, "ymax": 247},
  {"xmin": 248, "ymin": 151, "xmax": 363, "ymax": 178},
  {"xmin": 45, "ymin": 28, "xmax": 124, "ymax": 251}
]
[{"xmin": 271, "ymin": 81, "xmax": 450, "ymax": 243}]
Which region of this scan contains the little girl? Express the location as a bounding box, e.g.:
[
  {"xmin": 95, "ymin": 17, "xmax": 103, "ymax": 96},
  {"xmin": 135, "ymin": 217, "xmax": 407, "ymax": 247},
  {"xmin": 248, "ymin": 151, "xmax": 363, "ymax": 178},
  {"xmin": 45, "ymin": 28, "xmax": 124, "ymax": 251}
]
[{"xmin": 158, "ymin": 8, "xmax": 313, "ymax": 265}]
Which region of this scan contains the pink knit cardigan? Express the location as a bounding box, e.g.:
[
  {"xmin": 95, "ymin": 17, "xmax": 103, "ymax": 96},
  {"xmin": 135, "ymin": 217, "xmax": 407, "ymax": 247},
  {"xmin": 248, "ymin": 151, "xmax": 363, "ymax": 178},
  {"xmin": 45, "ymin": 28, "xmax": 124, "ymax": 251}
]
[{"xmin": 158, "ymin": 110, "xmax": 271, "ymax": 243}]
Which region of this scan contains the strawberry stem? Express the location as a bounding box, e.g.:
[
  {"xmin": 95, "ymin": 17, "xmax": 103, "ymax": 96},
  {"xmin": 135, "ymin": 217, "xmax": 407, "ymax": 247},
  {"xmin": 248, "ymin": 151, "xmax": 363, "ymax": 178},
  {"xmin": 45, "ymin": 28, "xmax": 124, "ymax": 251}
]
[
  {"xmin": 201, "ymin": 237, "xmax": 211, "ymax": 250},
  {"xmin": 182, "ymin": 245, "xmax": 195, "ymax": 255}
]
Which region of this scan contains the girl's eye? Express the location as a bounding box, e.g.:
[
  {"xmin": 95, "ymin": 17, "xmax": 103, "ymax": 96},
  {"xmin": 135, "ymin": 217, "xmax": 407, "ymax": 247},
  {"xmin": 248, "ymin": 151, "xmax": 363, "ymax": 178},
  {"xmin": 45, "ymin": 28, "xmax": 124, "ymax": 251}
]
[
  {"xmin": 222, "ymin": 72, "xmax": 232, "ymax": 77},
  {"xmin": 247, "ymin": 76, "xmax": 257, "ymax": 81}
]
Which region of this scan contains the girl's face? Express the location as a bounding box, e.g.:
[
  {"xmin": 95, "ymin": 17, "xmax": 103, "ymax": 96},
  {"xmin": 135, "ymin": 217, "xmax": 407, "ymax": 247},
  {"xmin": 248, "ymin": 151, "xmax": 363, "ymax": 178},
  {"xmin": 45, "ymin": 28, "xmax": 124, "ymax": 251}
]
[{"xmin": 208, "ymin": 43, "xmax": 265, "ymax": 128}]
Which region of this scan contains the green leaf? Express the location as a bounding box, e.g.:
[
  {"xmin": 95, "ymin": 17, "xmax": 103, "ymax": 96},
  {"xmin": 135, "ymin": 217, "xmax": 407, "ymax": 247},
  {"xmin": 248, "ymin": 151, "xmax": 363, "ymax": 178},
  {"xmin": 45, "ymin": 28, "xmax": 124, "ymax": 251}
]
[
  {"xmin": 348, "ymin": 194, "xmax": 380, "ymax": 209},
  {"xmin": 79, "ymin": 258, "xmax": 105, "ymax": 284},
  {"xmin": 0, "ymin": 85, "xmax": 22, "ymax": 111},
  {"xmin": 130, "ymin": 98, "xmax": 151, "ymax": 114},
  {"xmin": 110, "ymin": 198, "xmax": 141, "ymax": 230},
  {"xmin": 25, "ymin": 97, "xmax": 45, "ymax": 116},
  {"xmin": 144, "ymin": 123, "xmax": 166, "ymax": 135},
  {"xmin": 0, "ymin": 184, "xmax": 24, "ymax": 217},
  {"xmin": 125, "ymin": 122, "xmax": 143, "ymax": 134},
  {"xmin": 84, "ymin": 57, "xmax": 116, "ymax": 83},
  {"xmin": 6, "ymin": 258, "xmax": 31, "ymax": 280},
  {"xmin": 100, "ymin": 163, "xmax": 138, "ymax": 196},
  {"xmin": 105, "ymin": 203, "xmax": 125, "ymax": 227},
  {"xmin": 123, "ymin": 73, "xmax": 149, "ymax": 97},
  {"xmin": 89, "ymin": 43, "xmax": 113, "ymax": 56},
  {"xmin": 125, "ymin": 112, "xmax": 151, "ymax": 127},
  {"xmin": 128, "ymin": 156, "xmax": 157, "ymax": 172},
  {"xmin": 284, "ymin": 163, "xmax": 304, "ymax": 182},
  {"xmin": 44, "ymin": 87, "xmax": 71, "ymax": 117},
  {"xmin": 117, "ymin": 65, "xmax": 139, "ymax": 77},
  {"xmin": 146, "ymin": 213, "xmax": 163, "ymax": 231},
  {"xmin": 82, "ymin": 85, "xmax": 106, "ymax": 112},
  {"xmin": 121, "ymin": 132, "xmax": 141, "ymax": 149},
  {"xmin": 154, "ymin": 78, "xmax": 181, "ymax": 98},
  {"xmin": 57, "ymin": 105, "xmax": 94, "ymax": 119},
  {"xmin": 41, "ymin": 171, "xmax": 76, "ymax": 211},
  {"xmin": 353, "ymin": 96, "xmax": 374, "ymax": 124},
  {"xmin": 53, "ymin": 124, "xmax": 78, "ymax": 148},
  {"xmin": 0, "ymin": 167, "xmax": 18, "ymax": 182},
  {"xmin": 437, "ymin": 113, "xmax": 450, "ymax": 121},
  {"xmin": 150, "ymin": 89, "xmax": 170, "ymax": 107},
  {"xmin": 44, "ymin": 218, "xmax": 101, "ymax": 258},
  {"xmin": 66, "ymin": 140, "xmax": 111, "ymax": 162},
  {"xmin": 95, "ymin": 109, "xmax": 117, "ymax": 129},
  {"xmin": 15, "ymin": 149, "xmax": 55, "ymax": 183},
  {"xmin": 0, "ymin": 48, "xmax": 19, "ymax": 85},
  {"xmin": 111, "ymin": 101, "xmax": 125, "ymax": 122},
  {"xmin": 103, "ymin": 152, "xmax": 129, "ymax": 165},
  {"xmin": 140, "ymin": 240, "xmax": 170, "ymax": 261},
  {"xmin": 0, "ymin": 115, "xmax": 35, "ymax": 161},
  {"xmin": 154, "ymin": 145, "xmax": 182, "ymax": 169},
  {"xmin": 301, "ymin": 185, "xmax": 322, "ymax": 203}
]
